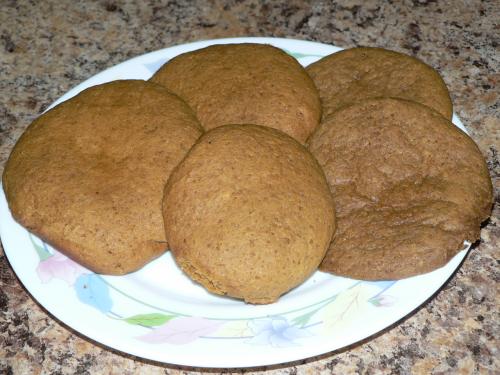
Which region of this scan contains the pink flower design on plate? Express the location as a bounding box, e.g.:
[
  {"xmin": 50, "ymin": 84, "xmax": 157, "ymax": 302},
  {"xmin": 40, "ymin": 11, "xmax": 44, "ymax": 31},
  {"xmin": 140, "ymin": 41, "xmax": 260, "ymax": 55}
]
[
  {"xmin": 36, "ymin": 251, "xmax": 89, "ymax": 285},
  {"xmin": 137, "ymin": 317, "xmax": 226, "ymax": 345}
]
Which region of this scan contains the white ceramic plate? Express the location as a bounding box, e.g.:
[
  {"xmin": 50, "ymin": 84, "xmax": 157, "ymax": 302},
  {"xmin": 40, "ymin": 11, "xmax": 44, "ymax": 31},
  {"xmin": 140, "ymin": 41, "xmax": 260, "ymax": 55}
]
[{"xmin": 0, "ymin": 37, "xmax": 470, "ymax": 368}]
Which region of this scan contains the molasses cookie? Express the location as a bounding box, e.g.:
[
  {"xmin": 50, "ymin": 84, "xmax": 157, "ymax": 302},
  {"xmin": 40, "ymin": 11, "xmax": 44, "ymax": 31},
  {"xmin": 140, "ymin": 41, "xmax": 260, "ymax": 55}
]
[
  {"xmin": 306, "ymin": 47, "xmax": 453, "ymax": 120},
  {"xmin": 308, "ymin": 98, "xmax": 492, "ymax": 280},
  {"xmin": 150, "ymin": 43, "xmax": 322, "ymax": 144},
  {"xmin": 163, "ymin": 124, "xmax": 336, "ymax": 303},
  {"xmin": 3, "ymin": 80, "xmax": 203, "ymax": 275}
]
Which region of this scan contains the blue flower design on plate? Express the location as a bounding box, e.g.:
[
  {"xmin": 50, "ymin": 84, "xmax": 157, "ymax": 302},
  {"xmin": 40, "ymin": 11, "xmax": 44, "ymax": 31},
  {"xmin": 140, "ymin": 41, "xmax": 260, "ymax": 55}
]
[
  {"xmin": 74, "ymin": 274, "xmax": 113, "ymax": 313},
  {"xmin": 247, "ymin": 317, "xmax": 313, "ymax": 347}
]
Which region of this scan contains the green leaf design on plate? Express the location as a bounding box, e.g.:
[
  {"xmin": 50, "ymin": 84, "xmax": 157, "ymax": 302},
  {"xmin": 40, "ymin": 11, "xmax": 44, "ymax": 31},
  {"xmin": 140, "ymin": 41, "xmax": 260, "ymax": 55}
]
[
  {"xmin": 284, "ymin": 49, "xmax": 324, "ymax": 59},
  {"xmin": 291, "ymin": 293, "xmax": 339, "ymax": 327},
  {"xmin": 124, "ymin": 313, "xmax": 176, "ymax": 327},
  {"xmin": 291, "ymin": 309, "xmax": 318, "ymax": 327},
  {"xmin": 29, "ymin": 234, "xmax": 52, "ymax": 261}
]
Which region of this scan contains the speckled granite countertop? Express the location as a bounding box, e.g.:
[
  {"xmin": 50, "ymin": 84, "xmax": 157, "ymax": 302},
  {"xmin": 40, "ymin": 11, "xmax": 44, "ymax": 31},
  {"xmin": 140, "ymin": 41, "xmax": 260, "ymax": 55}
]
[{"xmin": 0, "ymin": 1, "xmax": 498, "ymax": 374}]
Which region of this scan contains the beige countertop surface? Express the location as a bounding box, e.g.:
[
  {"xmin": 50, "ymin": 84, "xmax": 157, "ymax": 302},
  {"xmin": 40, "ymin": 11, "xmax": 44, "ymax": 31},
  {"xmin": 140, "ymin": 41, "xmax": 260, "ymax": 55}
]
[{"xmin": 0, "ymin": 1, "xmax": 498, "ymax": 374}]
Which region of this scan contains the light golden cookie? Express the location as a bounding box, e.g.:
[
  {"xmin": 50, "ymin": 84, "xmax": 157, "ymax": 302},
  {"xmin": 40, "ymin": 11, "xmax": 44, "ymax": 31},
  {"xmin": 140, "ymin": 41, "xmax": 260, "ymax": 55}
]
[
  {"xmin": 308, "ymin": 98, "xmax": 492, "ymax": 280},
  {"xmin": 306, "ymin": 47, "xmax": 453, "ymax": 120},
  {"xmin": 163, "ymin": 124, "xmax": 336, "ymax": 303},
  {"xmin": 150, "ymin": 43, "xmax": 322, "ymax": 144},
  {"xmin": 3, "ymin": 80, "xmax": 203, "ymax": 275}
]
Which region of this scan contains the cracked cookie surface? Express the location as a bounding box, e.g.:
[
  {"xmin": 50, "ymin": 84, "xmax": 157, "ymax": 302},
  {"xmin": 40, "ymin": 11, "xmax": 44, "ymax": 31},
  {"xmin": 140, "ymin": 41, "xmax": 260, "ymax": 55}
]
[{"xmin": 308, "ymin": 98, "xmax": 492, "ymax": 279}]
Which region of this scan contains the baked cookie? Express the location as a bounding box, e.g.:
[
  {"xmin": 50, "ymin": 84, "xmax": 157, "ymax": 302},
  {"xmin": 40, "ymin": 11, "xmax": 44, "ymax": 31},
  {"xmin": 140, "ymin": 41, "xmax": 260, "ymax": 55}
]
[
  {"xmin": 3, "ymin": 80, "xmax": 203, "ymax": 275},
  {"xmin": 306, "ymin": 47, "xmax": 453, "ymax": 120},
  {"xmin": 163, "ymin": 124, "xmax": 335, "ymax": 303},
  {"xmin": 150, "ymin": 43, "xmax": 321, "ymax": 144},
  {"xmin": 308, "ymin": 98, "xmax": 492, "ymax": 280}
]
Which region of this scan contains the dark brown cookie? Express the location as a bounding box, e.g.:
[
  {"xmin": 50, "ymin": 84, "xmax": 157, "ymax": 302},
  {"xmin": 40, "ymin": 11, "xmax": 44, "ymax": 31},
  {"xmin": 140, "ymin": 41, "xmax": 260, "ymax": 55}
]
[
  {"xmin": 306, "ymin": 47, "xmax": 453, "ymax": 120},
  {"xmin": 150, "ymin": 43, "xmax": 322, "ymax": 144},
  {"xmin": 163, "ymin": 124, "xmax": 336, "ymax": 303},
  {"xmin": 308, "ymin": 98, "xmax": 492, "ymax": 280},
  {"xmin": 3, "ymin": 80, "xmax": 203, "ymax": 275}
]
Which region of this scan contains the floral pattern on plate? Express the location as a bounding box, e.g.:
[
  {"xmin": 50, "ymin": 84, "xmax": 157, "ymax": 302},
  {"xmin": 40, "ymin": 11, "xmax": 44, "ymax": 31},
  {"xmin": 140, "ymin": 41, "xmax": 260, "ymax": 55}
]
[{"xmin": 31, "ymin": 234, "xmax": 398, "ymax": 347}]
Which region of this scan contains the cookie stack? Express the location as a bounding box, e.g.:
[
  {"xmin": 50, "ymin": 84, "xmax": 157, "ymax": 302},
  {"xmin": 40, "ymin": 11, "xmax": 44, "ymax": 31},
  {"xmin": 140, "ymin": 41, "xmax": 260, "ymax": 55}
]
[{"xmin": 3, "ymin": 43, "xmax": 492, "ymax": 304}]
